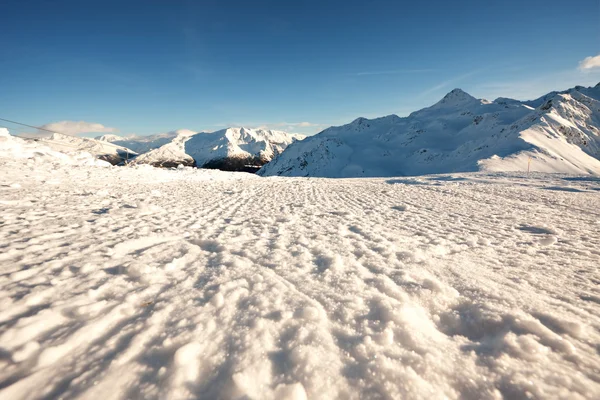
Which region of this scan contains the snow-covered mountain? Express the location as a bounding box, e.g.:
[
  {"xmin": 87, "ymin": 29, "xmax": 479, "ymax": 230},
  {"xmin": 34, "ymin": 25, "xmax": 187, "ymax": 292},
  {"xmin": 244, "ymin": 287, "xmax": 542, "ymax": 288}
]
[
  {"xmin": 130, "ymin": 127, "xmax": 305, "ymax": 171},
  {"xmin": 259, "ymin": 83, "xmax": 600, "ymax": 177},
  {"xmin": 40, "ymin": 133, "xmax": 138, "ymax": 165},
  {"xmin": 94, "ymin": 134, "xmax": 123, "ymax": 143},
  {"xmin": 128, "ymin": 131, "xmax": 196, "ymax": 168}
]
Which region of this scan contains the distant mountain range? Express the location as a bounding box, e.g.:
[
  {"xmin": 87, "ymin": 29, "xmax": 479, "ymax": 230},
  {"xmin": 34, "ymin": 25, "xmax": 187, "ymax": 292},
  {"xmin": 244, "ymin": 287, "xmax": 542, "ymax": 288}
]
[
  {"xmin": 26, "ymin": 82, "xmax": 600, "ymax": 175},
  {"xmin": 259, "ymin": 83, "xmax": 600, "ymax": 177},
  {"xmin": 96, "ymin": 128, "xmax": 305, "ymax": 171},
  {"xmin": 41, "ymin": 133, "xmax": 138, "ymax": 164},
  {"xmin": 96, "ymin": 130, "xmax": 197, "ymax": 155}
]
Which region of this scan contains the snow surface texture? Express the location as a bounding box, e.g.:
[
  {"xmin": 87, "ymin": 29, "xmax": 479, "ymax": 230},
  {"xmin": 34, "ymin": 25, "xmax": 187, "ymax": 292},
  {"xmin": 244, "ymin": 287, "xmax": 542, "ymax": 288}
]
[
  {"xmin": 259, "ymin": 83, "xmax": 600, "ymax": 177},
  {"xmin": 1, "ymin": 153, "xmax": 599, "ymax": 399}
]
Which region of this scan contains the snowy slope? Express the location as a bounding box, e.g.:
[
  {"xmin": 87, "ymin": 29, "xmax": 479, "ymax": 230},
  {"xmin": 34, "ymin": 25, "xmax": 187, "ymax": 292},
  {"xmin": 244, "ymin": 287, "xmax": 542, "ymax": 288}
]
[
  {"xmin": 41, "ymin": 133, "xmax": 138, "ymax": 165},
  {"xmin": 1, "ymin": 155, "xmax": 599, "ymax": 399},
  {"xmin": 259, "ymin": 83, "xmax": 600, "ymax": 177},
  {"xmin": 0, "ymin": 128, "xmax": 111, "ymax": 166},
  {"xmin": 128, "ymin": 131, "xmax": 196, "ymax": 168}
]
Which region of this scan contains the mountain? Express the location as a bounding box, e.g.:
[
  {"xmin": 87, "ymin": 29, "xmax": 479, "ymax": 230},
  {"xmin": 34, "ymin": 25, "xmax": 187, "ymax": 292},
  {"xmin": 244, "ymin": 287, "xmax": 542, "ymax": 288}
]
[
  {"xmin": 130, "ymin": 127, "xmax": 305, "ymax": 171},
  {"xmin": 40, "ymin": 133, "xmax": 138, "ymax": 165},
  {"xmin": 128, "ymin": 131, "xmax": 196, "ymax": 168},
  {"xmin": 258, "ymin": 83, "xmax": 600, "ymax": 177},
  {"xmin": 95, "ymin": 134, "xmax": 123, "ymax": 142}
]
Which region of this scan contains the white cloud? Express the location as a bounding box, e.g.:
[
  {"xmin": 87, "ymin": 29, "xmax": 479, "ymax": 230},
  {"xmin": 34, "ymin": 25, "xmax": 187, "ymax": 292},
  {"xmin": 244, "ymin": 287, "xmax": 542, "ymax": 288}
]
[
  {"xmin": 291, "ymin": 122, "xmax": 319, "ymax": 127},
  {"xmin": 168, "ymin": 129, "xmax": 197, "ymax": 136},
  {"xmin": 40, "ymin": 121, "xmax": 118, "ymax": 136},
  {"xmin": 579, "ymin": 54, "xmax": 600, "ymax": 71}
]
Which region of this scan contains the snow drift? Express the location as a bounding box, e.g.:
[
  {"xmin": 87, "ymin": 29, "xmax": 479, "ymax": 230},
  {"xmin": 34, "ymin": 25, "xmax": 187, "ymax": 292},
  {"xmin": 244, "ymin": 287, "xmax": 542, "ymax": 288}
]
[{"xmin": 259, "ymin": 83, "xmax": 600, "ymax": 177}]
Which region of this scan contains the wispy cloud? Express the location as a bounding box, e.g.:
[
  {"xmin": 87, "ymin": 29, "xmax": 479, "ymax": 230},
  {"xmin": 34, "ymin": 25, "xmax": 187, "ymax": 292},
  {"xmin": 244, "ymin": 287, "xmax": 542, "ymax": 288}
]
[
  {"xmin": 347, "ymin": 69, "xmax": 436, "ymax": 77},
  {"xmin": 579, "ymin": 54, "xmax": 600, "ymax": 71},
  {"xmin": 420, "ymin": 69, "xmax": 482, "ymax": 98},
  {"xmin": 471, "ymin": 67, "xmax": 600, "ymax": 101},
  {"xmin": 288, "ymin": 122, "xmax": 321, "ymax": 128}
]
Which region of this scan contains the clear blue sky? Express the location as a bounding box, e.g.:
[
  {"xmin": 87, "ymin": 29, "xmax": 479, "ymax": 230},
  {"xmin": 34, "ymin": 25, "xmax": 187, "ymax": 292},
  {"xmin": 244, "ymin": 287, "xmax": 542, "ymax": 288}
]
[{"xmin": 1, "ymin": 0, "xmax": 599, "ymax": 136}]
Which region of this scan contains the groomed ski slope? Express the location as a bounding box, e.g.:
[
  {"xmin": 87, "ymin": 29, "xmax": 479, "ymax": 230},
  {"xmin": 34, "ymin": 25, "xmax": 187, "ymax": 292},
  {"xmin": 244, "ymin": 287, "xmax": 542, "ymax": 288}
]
[{"xmin": 1, "ymin": 160, "xmax": 599, "ymax": 399}]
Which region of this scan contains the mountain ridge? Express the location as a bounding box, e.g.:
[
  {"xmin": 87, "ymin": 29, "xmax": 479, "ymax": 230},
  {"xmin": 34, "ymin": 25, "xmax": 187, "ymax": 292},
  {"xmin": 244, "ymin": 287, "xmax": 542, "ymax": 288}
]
[{"xmin": 258, "ymin": 83, "xmax": 600, "ymax": 177}]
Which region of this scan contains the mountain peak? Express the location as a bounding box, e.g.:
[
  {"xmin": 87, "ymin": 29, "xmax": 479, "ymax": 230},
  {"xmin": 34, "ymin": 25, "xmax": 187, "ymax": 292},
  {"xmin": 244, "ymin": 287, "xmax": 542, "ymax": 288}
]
[
  {"xmin": 351, "ymin": 117, "xmax": 368, "ymax": 125},
  {"xmin": 424, "ymin": 88, "xmax": 479, "ymax": 110},
  {"xmin": 441, "ymin": 88, "xmax": 475, "ymax": 102}
]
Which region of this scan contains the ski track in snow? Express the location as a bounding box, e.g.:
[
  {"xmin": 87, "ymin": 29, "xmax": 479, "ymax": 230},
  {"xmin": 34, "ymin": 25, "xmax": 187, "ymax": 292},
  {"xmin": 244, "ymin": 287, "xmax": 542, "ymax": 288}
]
[{"xmin": 1, "ymin": 161, "xmax": 600, "ymax": 399}]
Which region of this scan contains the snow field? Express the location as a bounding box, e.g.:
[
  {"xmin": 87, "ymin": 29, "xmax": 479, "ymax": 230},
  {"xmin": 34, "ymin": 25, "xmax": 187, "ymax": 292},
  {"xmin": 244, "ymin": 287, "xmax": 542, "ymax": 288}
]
[
  {"xmin": 0, "ymin": 157, "xmax": 599, "ymax": 399},
  {"xmin": 0, "ymin": 128, "xmax": 111, "ymax": 167}
]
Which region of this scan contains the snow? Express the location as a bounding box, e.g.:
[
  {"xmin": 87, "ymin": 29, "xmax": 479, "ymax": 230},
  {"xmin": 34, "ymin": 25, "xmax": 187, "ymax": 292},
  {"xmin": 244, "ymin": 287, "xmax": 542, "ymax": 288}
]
[
  {"xmin": 183, "ymin": 127, "xmax": 304, "ymax": 168},
  {"xmin": 128, "ymin": 131, "xmax": 196, "ymax": 168},
  {"xmin": 259, "ymin": 84, "xmax": 600, "ymax": 177},
  {"xmin": 95, "ymin": 134, "xmax": 123, "ymax": 142},
  {"xmin": 101, "ymin": 130, "xmax": 198, "ymax": 155},
  {"xmin": 1, "ymin": 153, "xmax": 599, "ymax": 399},
  {"xmin": 120, "ymin": 127, "xmax": 304, "ymax": 170},
  {"xmin": 0, "ymin": 128, "xmax": 111, "ymax": 167}
]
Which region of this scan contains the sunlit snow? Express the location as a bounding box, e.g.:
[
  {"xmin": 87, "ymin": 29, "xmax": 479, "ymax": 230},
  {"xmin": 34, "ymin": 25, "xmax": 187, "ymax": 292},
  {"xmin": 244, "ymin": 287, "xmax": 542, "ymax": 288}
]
[{"xmin": 1, "ymin": 129, "xmax": 599, "ymax": 399}]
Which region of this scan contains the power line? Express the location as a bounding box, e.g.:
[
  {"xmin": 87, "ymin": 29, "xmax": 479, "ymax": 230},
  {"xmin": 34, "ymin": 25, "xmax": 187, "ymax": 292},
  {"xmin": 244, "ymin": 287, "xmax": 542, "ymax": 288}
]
[{"xmin": 0, "ymin": 116, "xmax": 136, "ymax": 163}]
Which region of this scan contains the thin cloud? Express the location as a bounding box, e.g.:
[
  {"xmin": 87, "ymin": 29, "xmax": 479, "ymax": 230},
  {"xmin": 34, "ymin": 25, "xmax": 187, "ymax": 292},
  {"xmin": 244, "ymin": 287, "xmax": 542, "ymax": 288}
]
[
  {"xmin": 255, "ymin": 122, "xmax": 327, "ymax": 133},
  {"xmin": 348, "ymin": 69, "xmax": 436, "ymax": 77},
  {"xmin": 579, "ymin": 54, "xmax": 600, "ymax": 71},
  {"xmin": 471, "ymin": 68, "xmax": 600, "ymax": 101},
  {"xmin": 289, "ymin": 122, "xmax": 321, "ymax": 127},
  {"xmin": 420, "ymin": 69, "xmax": 482, "ymax": 97}
]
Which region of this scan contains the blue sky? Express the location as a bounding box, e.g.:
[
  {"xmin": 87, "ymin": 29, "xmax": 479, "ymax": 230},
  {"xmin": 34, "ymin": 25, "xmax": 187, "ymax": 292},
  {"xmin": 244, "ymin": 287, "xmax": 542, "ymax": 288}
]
[{"xmin": 1, "ymin": 0, "xmax": 599, "ymax": 137}]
